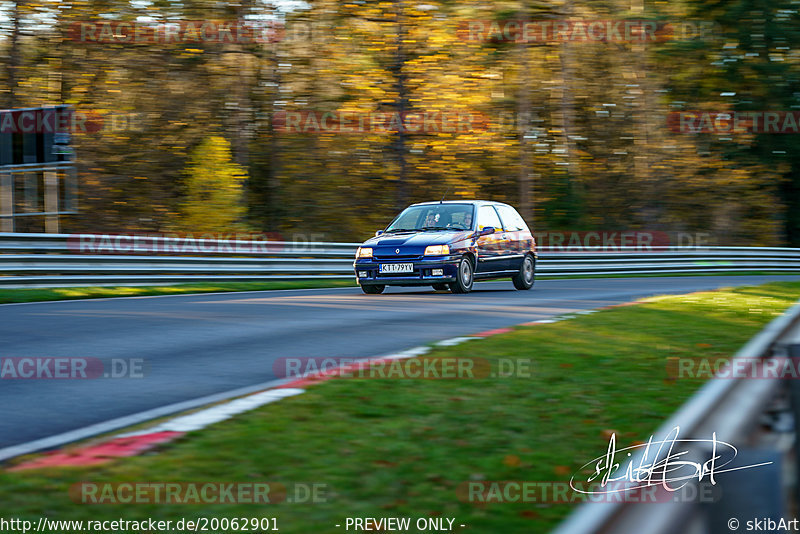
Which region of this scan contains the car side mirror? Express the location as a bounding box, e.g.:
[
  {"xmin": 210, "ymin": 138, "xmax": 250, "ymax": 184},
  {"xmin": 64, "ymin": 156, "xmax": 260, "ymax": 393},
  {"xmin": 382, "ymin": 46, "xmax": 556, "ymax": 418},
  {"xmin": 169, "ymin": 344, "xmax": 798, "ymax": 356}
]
[
  {"xmin": 375, "ymin": 230, "xmax": 384, "ymax": 237},
  {"xmin": 478, "ymin": 226, "xmax": 495, "ymax": 236}
]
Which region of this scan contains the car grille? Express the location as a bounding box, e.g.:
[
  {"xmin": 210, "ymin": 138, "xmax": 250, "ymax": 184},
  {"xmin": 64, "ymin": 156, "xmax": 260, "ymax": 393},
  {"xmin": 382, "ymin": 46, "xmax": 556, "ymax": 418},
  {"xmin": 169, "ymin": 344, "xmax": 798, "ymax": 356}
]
[{"xmin": 373, "ymin": 254, "xmax": 421, "ymax": 261}]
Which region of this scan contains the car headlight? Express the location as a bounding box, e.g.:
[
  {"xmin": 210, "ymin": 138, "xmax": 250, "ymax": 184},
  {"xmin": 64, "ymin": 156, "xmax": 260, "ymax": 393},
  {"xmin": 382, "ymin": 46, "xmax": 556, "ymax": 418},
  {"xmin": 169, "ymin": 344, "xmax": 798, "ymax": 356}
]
[
  {"xmin": 357, "ymin": 247, "xmax": 373, "ymax": 258},
  {"xmin": 424, "ymin": 245, "xmax": 450, "ymax": 256}
]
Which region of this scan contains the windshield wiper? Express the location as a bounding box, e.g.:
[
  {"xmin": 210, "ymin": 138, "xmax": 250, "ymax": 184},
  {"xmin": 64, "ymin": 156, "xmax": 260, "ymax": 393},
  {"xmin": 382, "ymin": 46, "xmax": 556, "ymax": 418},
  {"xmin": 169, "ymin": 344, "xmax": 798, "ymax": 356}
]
[
  {"xmin": 421, "ymin": 226, "xmax": 454, "ymax": 231},
  {"xmin": 385, "ymin": 228, "xmax": 417, "ymax": 233}
]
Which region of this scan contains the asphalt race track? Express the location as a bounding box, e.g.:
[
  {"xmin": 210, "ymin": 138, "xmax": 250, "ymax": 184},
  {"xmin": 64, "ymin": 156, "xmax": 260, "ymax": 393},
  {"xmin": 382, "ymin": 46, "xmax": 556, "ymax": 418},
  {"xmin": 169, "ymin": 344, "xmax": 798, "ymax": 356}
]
[{"xmin": 2, "ymin": 275, "xmax": 799, "ymax": 452}]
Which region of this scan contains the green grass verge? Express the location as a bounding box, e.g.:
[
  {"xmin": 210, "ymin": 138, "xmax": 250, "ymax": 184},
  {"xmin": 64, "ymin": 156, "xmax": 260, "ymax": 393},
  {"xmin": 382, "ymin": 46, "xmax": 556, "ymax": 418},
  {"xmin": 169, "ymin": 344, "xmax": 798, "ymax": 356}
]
[
  {"xmin": 1, "ymin": 273, "xmax": 796, "ymax": 305},
  {"xmin": 0, "ymin": 280, "xmax": 357, "ymax": 304},
  {"xmin": 2, "ymin": 282, "xmax": 799, "ymax": 533}
]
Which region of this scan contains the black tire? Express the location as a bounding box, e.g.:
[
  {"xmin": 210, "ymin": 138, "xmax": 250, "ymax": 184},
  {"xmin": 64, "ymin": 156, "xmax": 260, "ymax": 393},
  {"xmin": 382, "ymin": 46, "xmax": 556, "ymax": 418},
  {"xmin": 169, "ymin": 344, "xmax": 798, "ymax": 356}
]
[
  {"xmin": 361, "ymin": 284, "xmax": 385, "ymax": 294},
  {"xmin": 448, "ymin": 256, "xmax": 474, "ymax": 294},
  {"xmin": 512, "ymin": 254, "xmax": 535, "ymax": 290},
  {"xmin": 431, "ymin": 283, "xmax": 450, "ymax": 291}
]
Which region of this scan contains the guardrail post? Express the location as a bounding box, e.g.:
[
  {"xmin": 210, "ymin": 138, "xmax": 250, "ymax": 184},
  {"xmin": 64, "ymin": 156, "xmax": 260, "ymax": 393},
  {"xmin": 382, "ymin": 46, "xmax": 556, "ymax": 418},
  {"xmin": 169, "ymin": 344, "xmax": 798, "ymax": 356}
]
[
  {"xmin": 44, "ymin": 168, "xmax": 58, "ymax": 233},
  {"xmin": 0, "ymin": 171, "xmax": 12, "ymax": 232}
]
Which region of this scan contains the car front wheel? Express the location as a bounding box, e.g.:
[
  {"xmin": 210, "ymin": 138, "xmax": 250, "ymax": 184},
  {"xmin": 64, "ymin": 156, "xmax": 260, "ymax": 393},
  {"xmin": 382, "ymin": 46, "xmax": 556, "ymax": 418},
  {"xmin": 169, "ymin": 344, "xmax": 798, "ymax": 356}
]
[
  {"xmin": 361, "ymin": 284, "xmax": 385, "ymax": 294},
  {"xmin": 449, "ymin": 256, "xmax": 474, "ymax": 294},
  {"xmin": 512, "ymin": 254, "xmax": 535, "ymax": 290}
]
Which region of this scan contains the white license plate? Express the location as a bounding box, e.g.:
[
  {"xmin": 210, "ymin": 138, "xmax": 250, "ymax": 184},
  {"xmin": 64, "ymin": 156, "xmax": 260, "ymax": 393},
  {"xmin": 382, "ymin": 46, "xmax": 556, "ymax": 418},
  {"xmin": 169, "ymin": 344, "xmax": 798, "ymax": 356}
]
[{"xmin": 380, "ymin": 263, "xmax": 414, "ymax": 274}]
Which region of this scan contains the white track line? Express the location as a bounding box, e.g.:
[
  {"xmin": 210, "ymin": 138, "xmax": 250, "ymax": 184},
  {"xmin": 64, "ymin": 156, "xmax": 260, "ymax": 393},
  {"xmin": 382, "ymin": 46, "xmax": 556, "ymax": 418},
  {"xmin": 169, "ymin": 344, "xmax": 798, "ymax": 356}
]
[
  {"xmin": 0, "ymin": 376, "xmax": 294, "ymax": 461},
  {"xmin": 120, "ymin": 388, "xmax": 305, "ymax": 435},
  {"xmin": 1, "ymin": 308, "xmax": 592, "ymax": 463},
  {"xmin": 434, "ymin": 337, "xmax": 479, "ymax": 347}
]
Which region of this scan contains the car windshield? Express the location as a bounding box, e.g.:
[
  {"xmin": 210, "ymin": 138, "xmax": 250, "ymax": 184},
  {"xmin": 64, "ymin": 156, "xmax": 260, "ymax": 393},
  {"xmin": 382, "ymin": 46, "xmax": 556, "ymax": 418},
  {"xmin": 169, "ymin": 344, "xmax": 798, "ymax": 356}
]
[{"xmin": 385, "ymin": 204, "xmax": 475, "ymax": 232}]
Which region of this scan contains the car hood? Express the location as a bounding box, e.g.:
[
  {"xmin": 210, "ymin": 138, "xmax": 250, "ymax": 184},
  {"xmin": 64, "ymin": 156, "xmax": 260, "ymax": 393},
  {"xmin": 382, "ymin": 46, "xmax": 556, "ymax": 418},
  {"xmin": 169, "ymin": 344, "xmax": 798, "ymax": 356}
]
[{"xmin": 363, "ymin": 230, "xmax": 472, "ymax": 248}]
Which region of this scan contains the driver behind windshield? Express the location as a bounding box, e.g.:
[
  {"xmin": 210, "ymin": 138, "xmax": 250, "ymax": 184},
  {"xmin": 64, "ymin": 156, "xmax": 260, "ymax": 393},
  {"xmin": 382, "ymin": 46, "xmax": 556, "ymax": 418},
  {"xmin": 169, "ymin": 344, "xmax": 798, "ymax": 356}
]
[
  {"xmin": 422, "ymin": 209, "xmax": 467, "ymax": 229},
  {"xmin": 423, "ymin": 212, "xmax": 442, "ymax": 228},
  {"xmin": 386, "ymin": 204, "xmax": 473, "ymax": 232}
]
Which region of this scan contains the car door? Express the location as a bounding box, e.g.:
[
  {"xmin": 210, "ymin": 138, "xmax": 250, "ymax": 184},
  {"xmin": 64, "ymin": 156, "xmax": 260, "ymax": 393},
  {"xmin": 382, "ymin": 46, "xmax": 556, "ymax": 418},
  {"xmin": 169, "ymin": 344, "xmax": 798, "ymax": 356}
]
[
  {"xmin": 475, "ymin": 205, "xmax": 512, "ymax": 273},
  {"xmin": 495, "ymin": 204, "xmax": 530, "ymax": 271}
]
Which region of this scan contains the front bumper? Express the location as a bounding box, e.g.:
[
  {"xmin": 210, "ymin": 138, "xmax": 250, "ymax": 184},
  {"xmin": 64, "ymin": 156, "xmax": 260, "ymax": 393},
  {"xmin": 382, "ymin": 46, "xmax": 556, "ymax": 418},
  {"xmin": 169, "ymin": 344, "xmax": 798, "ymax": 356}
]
[{"xmin": 354, "ymin": 255, "xmax": 460, "ymax": 286}]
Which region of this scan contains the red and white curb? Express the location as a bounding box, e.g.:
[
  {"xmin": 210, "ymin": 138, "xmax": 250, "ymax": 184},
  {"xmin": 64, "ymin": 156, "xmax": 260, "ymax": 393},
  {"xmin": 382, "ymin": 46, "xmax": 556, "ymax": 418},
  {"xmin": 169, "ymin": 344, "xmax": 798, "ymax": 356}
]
[{"xmin": 6, "ymin": 305, "xmax": 622, "ymax": 471}]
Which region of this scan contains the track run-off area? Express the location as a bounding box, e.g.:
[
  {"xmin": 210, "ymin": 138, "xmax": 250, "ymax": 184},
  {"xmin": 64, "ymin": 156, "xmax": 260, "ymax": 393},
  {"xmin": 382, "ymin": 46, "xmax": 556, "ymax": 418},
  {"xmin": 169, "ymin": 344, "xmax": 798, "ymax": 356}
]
[{"xmin": 2, "ymin": 275, "xmax": 799, "ymax": 455}]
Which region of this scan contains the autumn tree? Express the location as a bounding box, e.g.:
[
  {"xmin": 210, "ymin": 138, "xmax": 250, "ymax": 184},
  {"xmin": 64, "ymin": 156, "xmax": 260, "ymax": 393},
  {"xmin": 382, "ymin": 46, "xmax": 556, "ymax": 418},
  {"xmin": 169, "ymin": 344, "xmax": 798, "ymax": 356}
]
[{"xmin": 175, "ymin": 136, "xmax": 248, "ymax": 233}]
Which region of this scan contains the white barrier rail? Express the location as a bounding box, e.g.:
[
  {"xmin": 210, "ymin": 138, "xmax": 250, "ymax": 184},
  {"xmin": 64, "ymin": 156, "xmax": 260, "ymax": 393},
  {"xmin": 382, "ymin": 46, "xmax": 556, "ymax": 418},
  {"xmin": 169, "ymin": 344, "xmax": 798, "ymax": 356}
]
[{"xmin": 0, "ymin": 233, "xmax": 799, "ymax": 286}]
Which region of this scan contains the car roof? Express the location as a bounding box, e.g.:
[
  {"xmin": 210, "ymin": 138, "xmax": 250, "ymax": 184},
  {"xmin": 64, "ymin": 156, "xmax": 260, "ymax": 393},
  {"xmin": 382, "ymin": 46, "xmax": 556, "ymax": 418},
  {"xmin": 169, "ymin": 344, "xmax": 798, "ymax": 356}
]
[{"xmin": 409, "ymin": 200, "xmax": 512, "ymax": 208}]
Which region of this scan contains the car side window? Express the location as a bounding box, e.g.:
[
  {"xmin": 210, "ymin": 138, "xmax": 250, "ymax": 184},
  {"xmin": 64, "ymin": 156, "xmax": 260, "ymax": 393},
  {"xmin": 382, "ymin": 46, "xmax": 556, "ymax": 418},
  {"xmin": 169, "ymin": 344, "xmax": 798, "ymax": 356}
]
[
  {"xmin": 496, "ymin": 205, "xmax": 529, "ymax": 232},
  {"xmin": 477, "ymin": 206, "xmax": 503, "ymax": 231}
]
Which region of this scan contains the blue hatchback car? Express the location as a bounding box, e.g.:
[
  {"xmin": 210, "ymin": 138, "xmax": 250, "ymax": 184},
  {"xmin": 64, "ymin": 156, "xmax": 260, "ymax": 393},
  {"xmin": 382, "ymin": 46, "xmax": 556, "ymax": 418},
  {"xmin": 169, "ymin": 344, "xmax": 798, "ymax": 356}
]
[{"xmin": 354, "ymin": 200, "xmax": 536, "ymax": 294}]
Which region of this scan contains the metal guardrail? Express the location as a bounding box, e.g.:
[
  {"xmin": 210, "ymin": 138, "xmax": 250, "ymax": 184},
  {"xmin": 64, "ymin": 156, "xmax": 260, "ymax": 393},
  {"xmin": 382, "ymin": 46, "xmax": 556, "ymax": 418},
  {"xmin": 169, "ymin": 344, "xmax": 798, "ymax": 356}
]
[
  {"xmin": 3, "ymin": 231, "xmax": 800, "ymax": 529},
  {"xmin": 0, "ymin": 232, "xmax": 799, "ymax": 286},
  {"xmin": 553, "ymin": 300, "xmax": 800, "ymax": 534}
]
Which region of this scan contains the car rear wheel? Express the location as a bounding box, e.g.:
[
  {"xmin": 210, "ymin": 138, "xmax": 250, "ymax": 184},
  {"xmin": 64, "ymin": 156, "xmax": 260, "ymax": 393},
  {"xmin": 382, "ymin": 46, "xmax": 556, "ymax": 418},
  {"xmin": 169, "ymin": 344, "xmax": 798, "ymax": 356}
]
[
  {"xmin": 431, "ymin": 283, "xmax": 449, "ymax": 291},
  {"xmin": 449, "ymin": 256, "xmax": 474, "ymax": 294},
  {"xmin": 512, "ymin": 254, "xmax": 535, "ymax": 290},
  {"xmin": 361, "ymin": 284, "xmax": 385, "ymax": 294}
]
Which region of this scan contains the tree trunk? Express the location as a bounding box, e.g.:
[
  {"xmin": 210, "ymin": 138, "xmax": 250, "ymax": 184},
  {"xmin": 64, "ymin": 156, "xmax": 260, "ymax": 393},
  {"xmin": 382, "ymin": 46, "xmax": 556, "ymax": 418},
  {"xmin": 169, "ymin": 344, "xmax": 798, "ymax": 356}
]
[
  {"xmin": 517, "ymin": 39, "xmax": 533, "ymax": 225},
  {"xmin": 393, "ymin": 0, "xmax": 408, "ymax": 210},
  {"xmin": 4, "ymin": 0, "xmax": 23, "ymax": 108}
]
